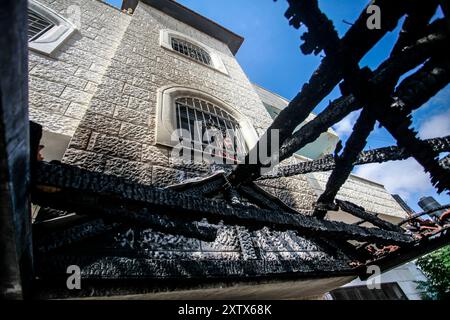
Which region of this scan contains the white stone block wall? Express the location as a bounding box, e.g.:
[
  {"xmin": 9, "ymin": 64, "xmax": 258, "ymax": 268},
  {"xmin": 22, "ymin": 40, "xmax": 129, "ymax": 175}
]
[{"xmin": 29, "ymin": 0, "xmax": 131, "ymax": 137}]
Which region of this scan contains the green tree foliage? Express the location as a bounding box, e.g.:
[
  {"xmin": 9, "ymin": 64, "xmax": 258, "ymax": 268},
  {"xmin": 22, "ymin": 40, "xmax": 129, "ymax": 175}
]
[{"xmin": 417, "ymin": 245, "xmax": 450, "ymax": 300}]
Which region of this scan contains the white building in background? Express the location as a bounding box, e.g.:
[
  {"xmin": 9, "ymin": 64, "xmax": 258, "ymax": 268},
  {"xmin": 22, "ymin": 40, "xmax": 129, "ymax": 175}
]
[{"xmin": 254, "ymin": 85, "xmax": 428, "ymax": 300}]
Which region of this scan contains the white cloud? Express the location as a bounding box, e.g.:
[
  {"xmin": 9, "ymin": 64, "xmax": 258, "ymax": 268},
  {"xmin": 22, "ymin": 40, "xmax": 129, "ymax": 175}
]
[
  {"xmin": 419, "ymin": 86, "xmax": 450, "ymax": 111},
  {"xmin": 332, "ymin": 110, "xmax": 361, "ymax": 138},
  {"xmin": 354, "ymin": 158, "xmax": 433, "ymax": 201},
  {"xmin": 418, "ymin": 111, "xmax": 450, "ymax": 139}
]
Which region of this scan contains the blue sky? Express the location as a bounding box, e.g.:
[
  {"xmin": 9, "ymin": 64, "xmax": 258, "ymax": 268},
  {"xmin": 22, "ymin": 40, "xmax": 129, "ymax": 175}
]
[{"xmin": 106, "ymin": 0, "xmax": 449, "ymax": 211}]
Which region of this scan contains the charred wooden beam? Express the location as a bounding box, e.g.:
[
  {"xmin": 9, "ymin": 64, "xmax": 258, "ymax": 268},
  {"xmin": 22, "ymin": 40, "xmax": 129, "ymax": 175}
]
[
  {"xmin": 230, "ymin": 0, "xmax": 410, "ymax": 185},
  {"xmin": 35, "ymin": 255, "xmax": 355, "ymax": 285},
  {"xmin": 370, "ymin": 103, "xmax": 450, "ymax": 195},
  {"xmin": 370, "ymin": 37, "xmax": 450, "ymax": 194},
  {"xmin": 310, "ymin": 16, "xmax": 445, "ymax": 216},
  {"xmin": 33, "ymin": 210, "xmax": 88, "ymax": 229},
  {"xmin": 34, "ymin": 219, "xmax": 121, "ymax": 254},
  {"xmin": 260, "ymin": 136, "xmax": 450, "ymax": 180},
  {"xmin": 281, "ymin": 0, "xmax": 340, "ymax": 55},
  {"xmin": 108, "ymin": 209, "xmax": 219, "ymax": 242},
  {"xmin": 35, "ymin": 204, "xmax": 218, "ymax": 244},
  {"xmin": 31, "ymin": 162, "xmax": 414, "ymax": 246},
  {"xmin": 242, "ymin": 26, "xmax": 447, "ymax": 186},
  {"xmin": 440, "ymin": 155, "xmax": 450, "ymax": 170},
  {"xmin": 314, "ymin": 237, "xmax": 372, "ymax": 264},
  {"xmin": 264, "ymin": 36, "xmax": 449, "ymax": 180},
  {"xmin": 359, "ymin": 231, "xmax": 450, "ymax": 279},
  {"xmin": 279, "ymin": 27, "xmax": 447, "ymax": 162},
  {"xmin": 238, "ymin": 183, "xmax": 299, "ymax": 214},
  {"xmin": 279, "ymin": 95, "xmax": 358, "ymax": 163},
  {"xmin": 168, "ymin": 172, "xmax": 227, "ymax": 198}
]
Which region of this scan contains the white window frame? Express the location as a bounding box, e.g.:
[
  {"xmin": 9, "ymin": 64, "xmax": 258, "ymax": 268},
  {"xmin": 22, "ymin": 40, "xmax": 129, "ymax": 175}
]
[
  {"xmin": 160, "ymin": 29, "xmax": 228, "ymax": 75},
  {"xmin": 28, "ymin": 0, "xmax": 77, "ymax": 56},
  {"xmin": 155, "ymin": 85, "xmax": 258, "ymax": 153}
]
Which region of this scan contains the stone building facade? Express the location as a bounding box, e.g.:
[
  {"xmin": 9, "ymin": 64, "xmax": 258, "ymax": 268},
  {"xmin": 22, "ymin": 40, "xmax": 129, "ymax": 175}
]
[
  {"xmin": 28, "ymin": 0, "xmax": 414, "ymax": 298},
  {"xmin": 30, "ymin": 0, "xmax": 406, "ymax": 218}
]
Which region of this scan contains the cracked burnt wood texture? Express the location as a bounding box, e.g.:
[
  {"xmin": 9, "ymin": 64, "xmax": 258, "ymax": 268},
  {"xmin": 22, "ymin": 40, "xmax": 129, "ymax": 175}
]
[
  {"xmin": 32, "ymin": 162, "xmax": 414, "ymax": 246},
  {"xmin": 24, "ymin": 0, "xmax": 450, "ymax": 297}
]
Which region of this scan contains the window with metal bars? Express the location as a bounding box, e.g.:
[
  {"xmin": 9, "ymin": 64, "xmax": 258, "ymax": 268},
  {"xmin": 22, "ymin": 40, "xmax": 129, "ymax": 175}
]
[
  {"xmin": 175, "ymin": 97, "xmax": 247, "ymax": 163},
  {"xmin": 329, "ymin": 283, "xmax": 408, "ymax": 300},
  {"xmin": 171, "ymin": 37, "xmax": 212, "ymax": 66},
  {"xmin": 28, "ymin": 9, "xmax": 55, "ymax": 41}
]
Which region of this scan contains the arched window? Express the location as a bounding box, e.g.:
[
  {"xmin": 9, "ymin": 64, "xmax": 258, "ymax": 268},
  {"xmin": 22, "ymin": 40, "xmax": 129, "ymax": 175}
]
[
  {"xmin": 28, "ymin": 9, "xmax": 54, "ymax": 41},
  {"xmin": 160, "ymin": 29, "xmax": 228, "ymax": 75},
  {"xmin": 28, "ymin": 0, "xmax": 77, "ymax": 56},
  {"xmin": 171, "ymin": 38, "xmax": 212, "ymax": 66},
  {"xmin": 175, "ymin": 96, "xmax": 247, "ymax": 161},
  {"xmin": 156, "ymin": 86, "xmax": 258, "ymax": 162}
]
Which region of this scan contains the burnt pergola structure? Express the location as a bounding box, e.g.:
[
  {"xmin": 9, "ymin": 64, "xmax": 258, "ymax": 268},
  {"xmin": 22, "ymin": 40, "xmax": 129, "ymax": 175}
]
[{"xmin": 1, "ymin": 0, "xmax": 450, "ymax": 299}]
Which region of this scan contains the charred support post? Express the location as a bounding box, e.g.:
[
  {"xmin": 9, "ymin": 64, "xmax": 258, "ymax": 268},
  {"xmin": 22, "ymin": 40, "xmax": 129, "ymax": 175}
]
[
  {"xmin": 261, "ymin": 136, "xmax": 450, "ymax": 180},
  {"xmin": 0, "ymin": 0, "xmax": 33, "ymax": 299},
  {"xmin": 314, "ymin": 109, "xmax": 377, "ymax": 218}
]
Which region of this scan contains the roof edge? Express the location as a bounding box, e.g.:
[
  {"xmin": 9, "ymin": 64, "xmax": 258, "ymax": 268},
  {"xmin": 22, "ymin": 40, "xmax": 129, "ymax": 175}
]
[{"xmin": 140, "ymin": 0, "xmax": 244, "ymax": 55}]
